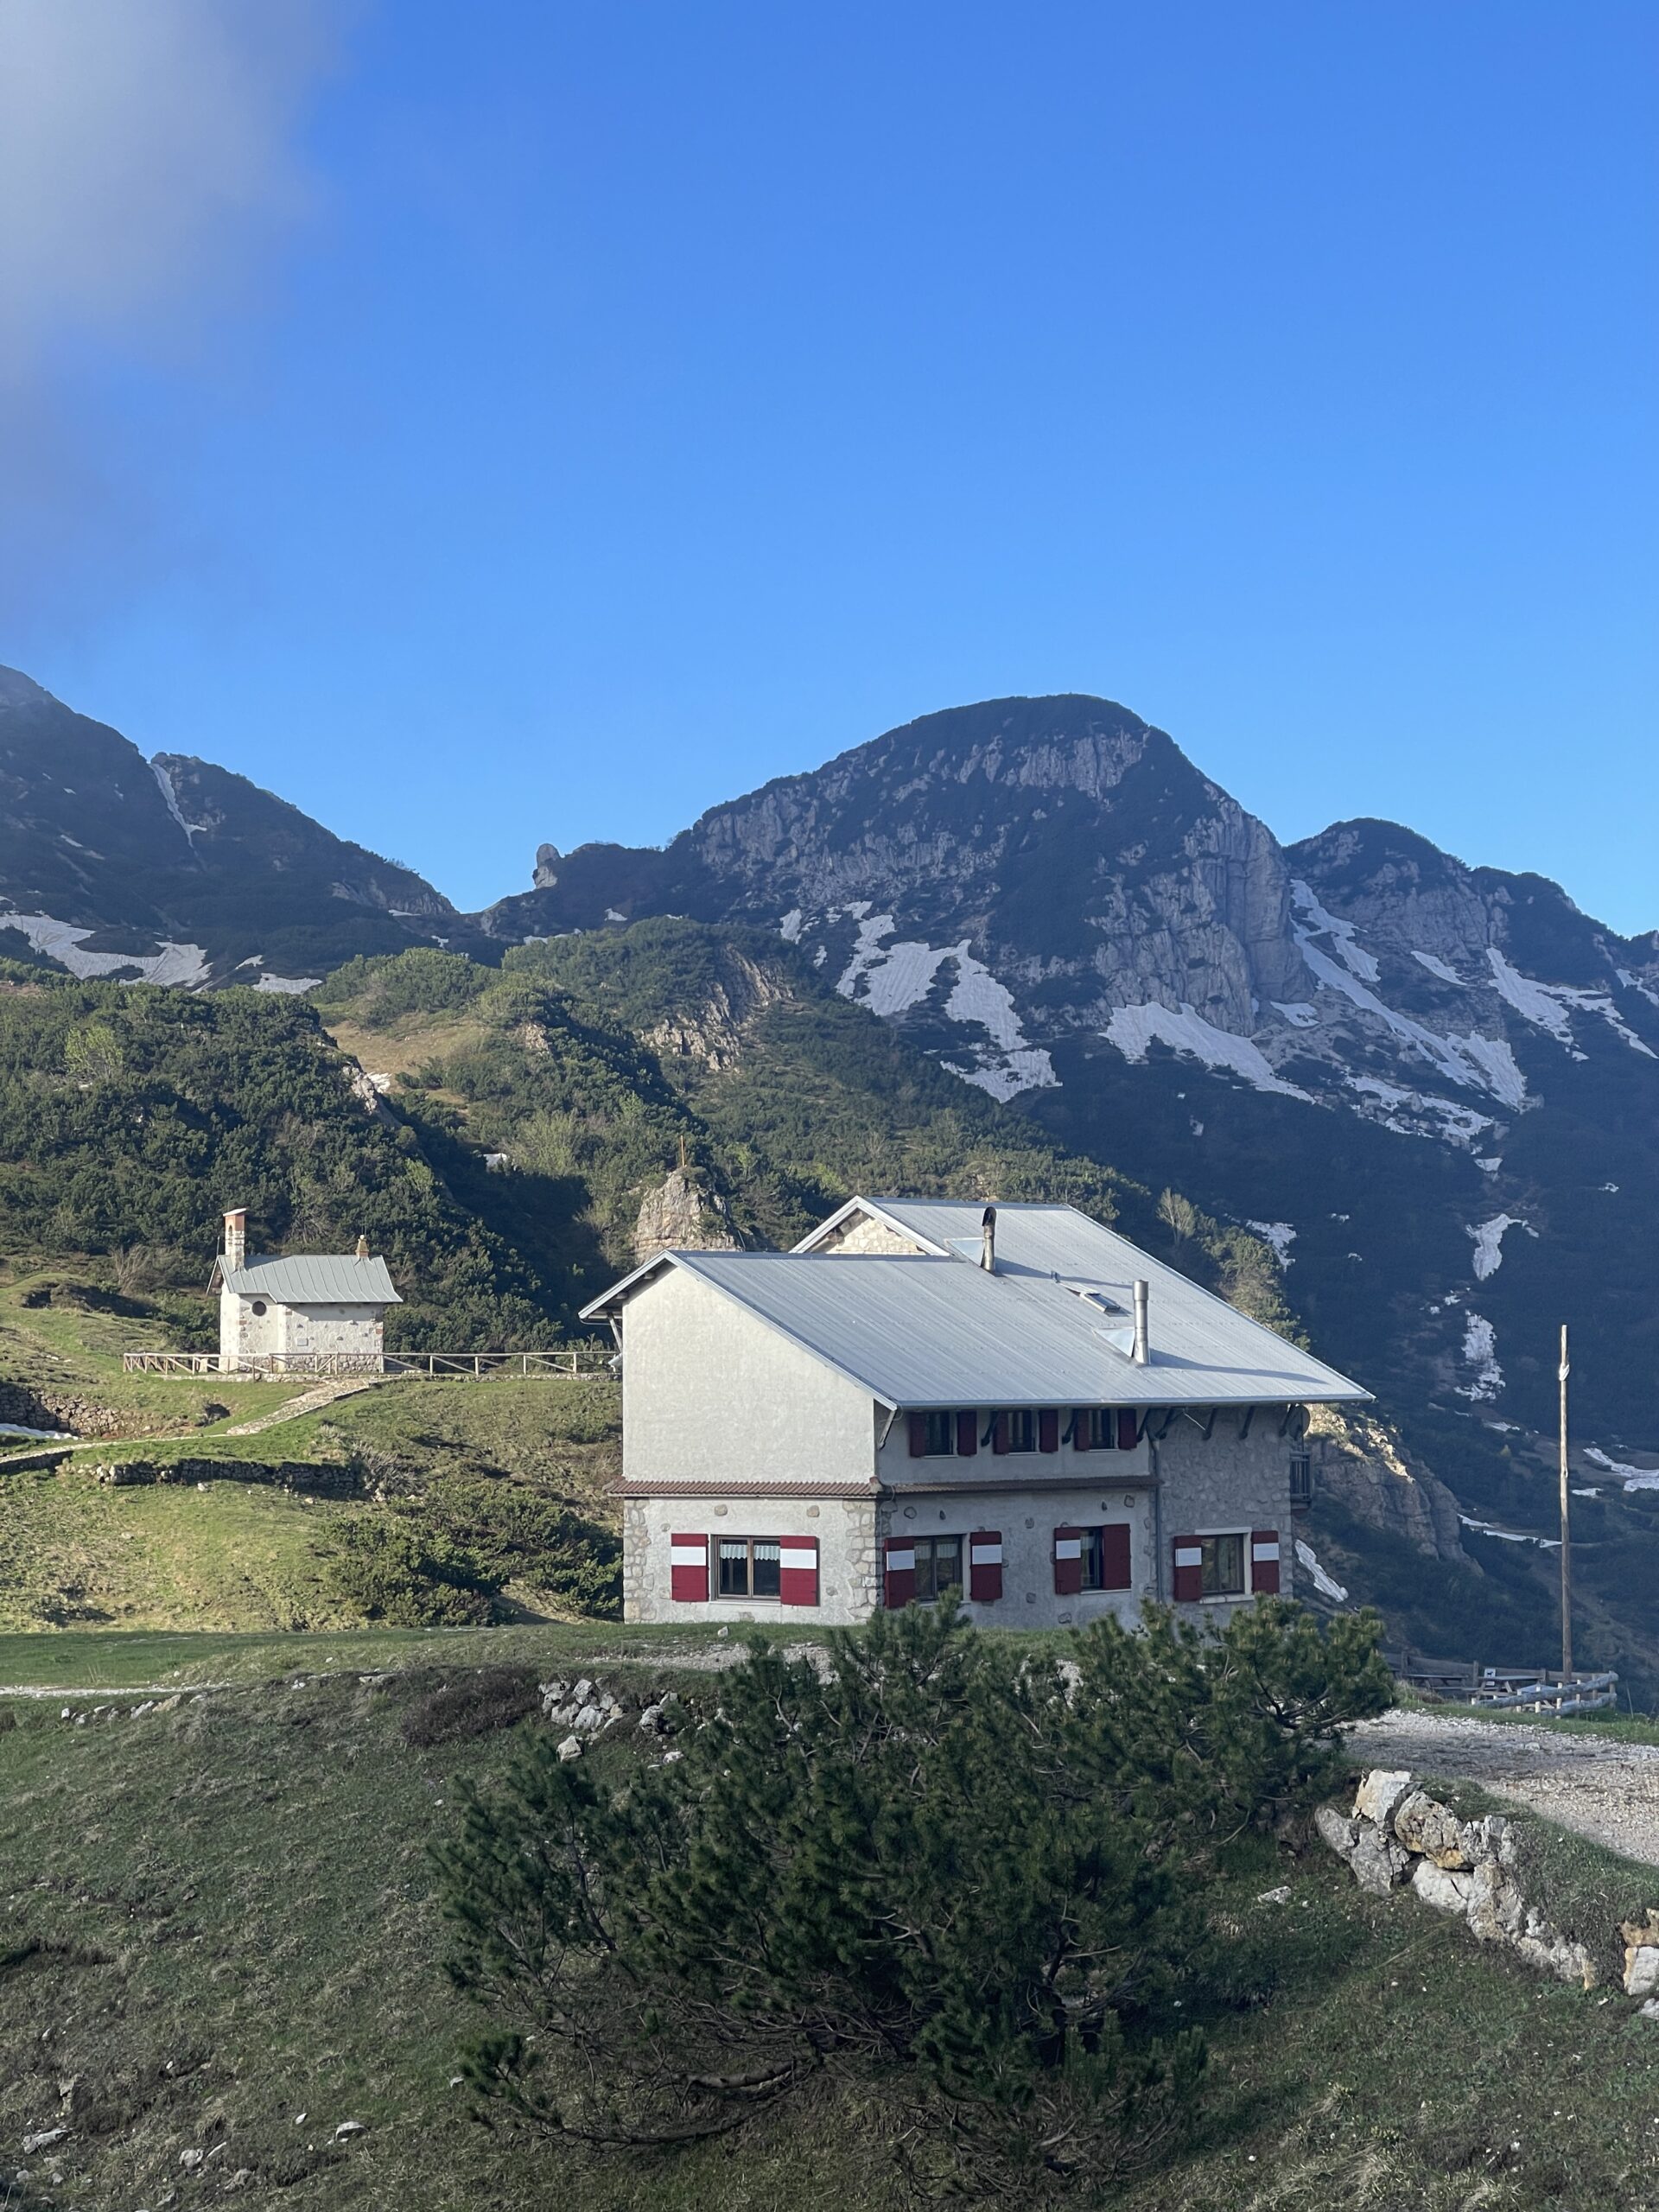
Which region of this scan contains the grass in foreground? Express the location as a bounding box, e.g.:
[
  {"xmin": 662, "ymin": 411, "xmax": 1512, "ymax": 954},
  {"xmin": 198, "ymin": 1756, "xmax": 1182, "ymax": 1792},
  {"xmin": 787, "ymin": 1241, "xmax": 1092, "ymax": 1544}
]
[{"xmin": 1, "ymin": 1644, "xmax": 1656, "ymax": 2209}]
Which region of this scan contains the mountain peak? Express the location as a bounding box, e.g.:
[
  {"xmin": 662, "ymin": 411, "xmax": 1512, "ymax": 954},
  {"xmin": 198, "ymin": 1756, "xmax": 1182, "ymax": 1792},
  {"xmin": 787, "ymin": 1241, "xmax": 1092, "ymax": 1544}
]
[{"xmin": 0, "ymin": 666, "xmax": 56, "ymax": 713}]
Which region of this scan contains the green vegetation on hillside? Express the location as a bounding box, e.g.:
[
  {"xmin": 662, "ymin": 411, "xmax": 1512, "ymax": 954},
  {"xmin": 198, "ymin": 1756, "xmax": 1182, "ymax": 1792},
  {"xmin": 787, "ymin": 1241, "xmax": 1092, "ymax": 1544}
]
[{"xmin": 0, "ymin": 965, "xmax": 554, "ymax": 1344}]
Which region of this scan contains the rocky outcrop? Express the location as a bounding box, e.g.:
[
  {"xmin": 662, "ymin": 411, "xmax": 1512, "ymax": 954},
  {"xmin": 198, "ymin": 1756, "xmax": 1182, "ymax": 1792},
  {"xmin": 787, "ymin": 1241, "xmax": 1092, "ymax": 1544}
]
[
  {"xmin": 1308, "ymin": 1408, "xmax": 1468, "ymax": 1562},
  {"xmin": 632, "ymin": 1171, "xmax": 741, "ymax": 1264},
  {"xmin": 640, "ymin": 948, "xmax": 789, "ymax": 1072},
  {"xmin": 1319, "ymin": 1767, "xmax": 1659, "ymax": 1995}
]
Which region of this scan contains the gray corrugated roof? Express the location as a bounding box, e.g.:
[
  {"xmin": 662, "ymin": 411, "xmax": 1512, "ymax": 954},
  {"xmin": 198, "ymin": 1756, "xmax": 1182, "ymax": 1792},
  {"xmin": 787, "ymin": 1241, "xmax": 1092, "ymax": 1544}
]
[
  {"xmin": 221, "ymin": 1255, "xmax": 401, "ymax": 1306},
  {"xmin": 583, "ymin": 1197, "xmax": 1367, "ymax": 1408}
]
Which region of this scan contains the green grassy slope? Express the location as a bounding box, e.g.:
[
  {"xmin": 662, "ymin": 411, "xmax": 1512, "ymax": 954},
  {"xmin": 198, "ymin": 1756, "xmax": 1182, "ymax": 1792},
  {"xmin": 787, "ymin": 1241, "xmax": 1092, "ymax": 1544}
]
[{"xmin": 2, "ymin": 1642, "xmax": 1656, "ymax": 2210}]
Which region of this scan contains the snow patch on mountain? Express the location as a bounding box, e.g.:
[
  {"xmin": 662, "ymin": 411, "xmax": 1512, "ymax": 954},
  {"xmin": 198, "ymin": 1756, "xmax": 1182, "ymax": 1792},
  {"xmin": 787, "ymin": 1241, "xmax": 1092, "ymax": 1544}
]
[
  {"xmin": 836, "ymin": 914, "xmax": 1055, "ymax": 1097},
  {"xmin": 1272, "ymin": 1000, "xmax": 1319, "ymax": 1027},
  {"xmin": 1410, "ymin": 949, "xmax": 1464, "ymax": 984},
  {"xmin": 1105, "ymin": 1002, "xmax": 1313, "ymax": 1102},
  {"xmin": 1290, "ymin": 898, "xmax": 1528, "ymax": 1111},
  {"xmin": 1295, "ymin": 1540, "xmax": 1348, "ymax": 1601},
  {"xmin": 1456, "ymin": 1313, "xmax": 1503, "ymax": 1401},
  {"xmin": 149, "ymin": 760, "xmax": 204, "ymax": 845},
  {"xmin": 1245, "ymin": 1220, "xmax": 1296, "ymax": 1266},
  {"xmin": 1288, "ymin": 880, "xmax": 1380, "ymax": 982},
  {"xmin": 1345, "ymin": 1075, "xmax": 1496, "ymax": 1146},
  {"xmin": 0, "ymin": 912, "xmax": 211, "ymax": 988},
  {"xmin": 1486, "ymin": 948, "xmax": 1656, "ymax": 1060},
  {"xmin": 1467, "ymin": 1213, "xmax": 1534, "ymax": 1281},
  {"xmin": 1584, "ymin": 1446, "xmax": 1659, "ymax": 1493}
]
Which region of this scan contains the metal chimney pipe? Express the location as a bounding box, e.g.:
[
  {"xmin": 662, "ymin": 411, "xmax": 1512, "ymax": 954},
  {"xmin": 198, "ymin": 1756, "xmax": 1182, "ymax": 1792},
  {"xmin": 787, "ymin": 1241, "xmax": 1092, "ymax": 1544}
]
[
  {"xmin": 981, "ymin": 1204, "xmax": 997, "ymax": 1274},
  {"xmin": 1133, "ymin": 1279, "xmax": 1150, "ymax": 1364}
]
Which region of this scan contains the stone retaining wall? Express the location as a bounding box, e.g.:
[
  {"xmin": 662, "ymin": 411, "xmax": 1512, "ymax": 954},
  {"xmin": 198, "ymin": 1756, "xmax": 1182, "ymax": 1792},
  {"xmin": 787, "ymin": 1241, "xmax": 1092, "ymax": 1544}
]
[{"xmin": 1319, "ymin": 1767, "xmax": 1659, "ymax": 2012}]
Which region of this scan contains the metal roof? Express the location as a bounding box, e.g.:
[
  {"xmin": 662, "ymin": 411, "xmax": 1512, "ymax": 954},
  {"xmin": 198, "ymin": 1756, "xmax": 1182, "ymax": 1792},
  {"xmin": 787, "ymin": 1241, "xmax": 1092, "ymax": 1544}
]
[
  {"xmin": 219, "ymin": 1254, "xmax": 401, "ymax": 1306},
  {"xmin": 582, "ymin": 1197, "xmax": 1367, "ymax": 1410}
]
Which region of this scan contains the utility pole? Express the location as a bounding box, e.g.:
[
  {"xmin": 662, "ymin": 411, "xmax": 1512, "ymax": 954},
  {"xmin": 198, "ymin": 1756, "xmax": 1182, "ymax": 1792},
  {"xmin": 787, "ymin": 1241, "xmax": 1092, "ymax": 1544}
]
[{"xmin": 1558, "ymin": 1323, "xmax": 1573, "ymax": 1679}]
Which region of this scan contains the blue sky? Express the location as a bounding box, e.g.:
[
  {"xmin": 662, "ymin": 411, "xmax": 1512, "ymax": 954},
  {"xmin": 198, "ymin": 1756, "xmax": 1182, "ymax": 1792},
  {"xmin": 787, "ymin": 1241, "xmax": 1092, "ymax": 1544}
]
[{"xmin": 3, "ymin": 2, "xmax": 1654, "ymax": 926}]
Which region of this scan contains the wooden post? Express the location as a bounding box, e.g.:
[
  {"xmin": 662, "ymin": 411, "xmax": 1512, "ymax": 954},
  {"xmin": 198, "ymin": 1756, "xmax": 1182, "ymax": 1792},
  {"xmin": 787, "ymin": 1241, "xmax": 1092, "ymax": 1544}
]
[{"xmin": 1559, "ymin": 1323, "xmax": 1573, "ymax": 1678}]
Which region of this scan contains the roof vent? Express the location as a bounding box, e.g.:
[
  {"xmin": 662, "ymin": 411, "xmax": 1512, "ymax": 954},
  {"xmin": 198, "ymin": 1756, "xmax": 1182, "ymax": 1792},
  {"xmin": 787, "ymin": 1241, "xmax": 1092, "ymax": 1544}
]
[
  {"xmin": 980, "ymin": 1205, "xmax": 997, "ymax": 1275},
  {"xmin": 1133, "ymin": 1279, "xmax": 1150, "ymax": 1366}
]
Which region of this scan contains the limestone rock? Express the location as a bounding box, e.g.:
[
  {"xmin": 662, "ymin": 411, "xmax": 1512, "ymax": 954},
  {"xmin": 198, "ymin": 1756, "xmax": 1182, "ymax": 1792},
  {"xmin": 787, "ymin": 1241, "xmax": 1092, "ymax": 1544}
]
[
  {"xmin": 1393, "ymin": 1789, "xmax": 1473, "ymax": 1868},
  {"xmin": 632, "ymin": 1169, "xmax": 741, "ymax": 1265},
  {"xmin": 1625, "ymin": 1947, "xmax": 1659, "ymax": 1999},
  {"xmin": 1350, "ymin": 1820, "xmax": 1411, "ymax": 1897},
  {"xmin": 1465, "ymin": 1859, "xmax": 1526, "ymax": 1944},
  {"xmin": 1314, "ymin": 1804, "xmax": 1360, "ymax": 1861},
  {"xmin": 1409, "ymin": 1859, "xmax": 1474, "ymax": 1915},
  {"xmin": 22, "ymin": 2128, "xmax": 66, "ymax": 2155},
  {"xmin": 556, "ymin": 1735, "xmax": 582, "ymax": 1762},
  {"xmin": 573, "ymin": 1704, "xmax": 604, "ymax": 1732},
  {"xmin": 1354, "ymin": 1769, "xmax": 1415, "ymax": 1830}
]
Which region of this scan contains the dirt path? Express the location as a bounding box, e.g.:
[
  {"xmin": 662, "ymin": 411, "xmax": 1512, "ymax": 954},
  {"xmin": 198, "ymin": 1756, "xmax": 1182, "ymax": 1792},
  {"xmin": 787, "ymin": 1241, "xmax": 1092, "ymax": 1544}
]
[{"xmin": 1350, "ymin": 1708, "xmax": 1659, "ymax": 1872}]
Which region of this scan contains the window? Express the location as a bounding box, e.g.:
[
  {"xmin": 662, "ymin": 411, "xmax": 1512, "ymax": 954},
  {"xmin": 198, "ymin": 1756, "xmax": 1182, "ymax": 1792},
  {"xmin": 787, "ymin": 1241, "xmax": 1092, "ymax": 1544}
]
[
  {"xmin": 914, "ymin": 1535, "xmax": 963, "ymax": 1601},
  {"xmin": 1199, "ymin": 1533, "xmax": 1246, "ymax": 1599},
  {"xmin": 1289, "ymin": 1452, "xmax": 1313, "ymax": 1511},
  {"xmin": 251, "ymin": 1300, "xmax": 268, "ymax": 1317},
  {"xmin": 716, "ymin": 1539, "xmax": 781, "ymax": 1599},
  {"xmin": 1080, "ymin": 1524, "xmax": 1132, "ymax": 1592},
  {"xmin": 920, "ymin": 1411, "xmax": 955, "ymax": 1456},
  {"xmin": 1002, "ymin": 1409, "xmax": 1035, "ymax": 1453},
  {"xmin": 1078, "ymin": 1408, "xmax": 1114, "ymax": 1451}
]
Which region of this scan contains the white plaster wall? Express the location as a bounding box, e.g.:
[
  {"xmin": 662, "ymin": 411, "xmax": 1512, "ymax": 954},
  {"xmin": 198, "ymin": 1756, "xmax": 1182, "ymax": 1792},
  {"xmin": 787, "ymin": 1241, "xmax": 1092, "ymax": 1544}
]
[
  {"xmin": 620, "ymin": 1265, "xmax": 878, "ymax": 1488},
  {"xmin": 879, "ymin": 1481, "xmax": 1157, "ymax": 1630},
  {"xmin": 626, "ymin": 1493, "xmax": 878, "ymax": 1624}
]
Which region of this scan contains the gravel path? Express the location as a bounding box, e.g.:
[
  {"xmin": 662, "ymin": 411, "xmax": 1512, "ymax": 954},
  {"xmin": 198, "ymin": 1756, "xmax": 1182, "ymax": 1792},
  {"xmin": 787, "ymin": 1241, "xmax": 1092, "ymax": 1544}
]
[{"xmin": 1350, "ymin": 1709, "xmax": 1659, "ymax": 1872}]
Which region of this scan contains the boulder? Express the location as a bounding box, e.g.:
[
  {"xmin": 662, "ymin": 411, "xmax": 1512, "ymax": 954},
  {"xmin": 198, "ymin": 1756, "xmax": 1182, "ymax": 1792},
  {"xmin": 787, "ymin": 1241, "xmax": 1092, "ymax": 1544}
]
[
  {"xmin": 1393, "ymin": 1789, "xmax": 1473, "ymax": 1868},
  {"xmin": 1350, "ymin": 1820, "xmax": 1411, "ymax": 1897},
  {"xmin": 1465, "ymin": 1859, "xmax": 1526, "ymax": 1944},
  {"xmin": 1410, "ymin": 1859, "xmax": 1474, "ymax": 1915},
  {"xmin": 1625, "ymin": 1948, "xmax": 1659, "ymax": 2000},
  {"xmin": 22, "ymin": 2128, "xmax": 66, "ymax": 2156},
  {"xmin": 1354, "ymin": 1769, "xmax": 1415, "ymax": 1831},
  {"xmin": 572, "ymin": 1679, "xmax": 594, "ymax": 1706},
  {"xmin": 556, "ymin": 1735, "xmax": 582, "ymax": 1762},
  {"xmin": 573, "ymin": 1704, "xmax": 604, "ymax": 1732},
  {"xmin": 1314, "ymin": 1804, "xmax": 1361, "ymax": 1860},
  {"xmin": 638, "ymin": 1704, "xmax": 664, "ymax": 1733}
]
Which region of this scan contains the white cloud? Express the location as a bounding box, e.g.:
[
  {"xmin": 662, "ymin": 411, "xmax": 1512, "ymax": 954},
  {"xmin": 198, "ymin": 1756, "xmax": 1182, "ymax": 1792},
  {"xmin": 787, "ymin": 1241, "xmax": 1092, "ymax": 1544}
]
[{"xmin": 0, "ymin": 0, "xmax": 339, "ymax": 371}]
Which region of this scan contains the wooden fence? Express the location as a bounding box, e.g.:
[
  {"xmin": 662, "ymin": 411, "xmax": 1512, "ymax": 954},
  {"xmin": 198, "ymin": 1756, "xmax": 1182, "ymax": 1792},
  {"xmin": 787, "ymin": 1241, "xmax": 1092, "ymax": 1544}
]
[
  {"xmin": 122, "ymin": 1349, "xmax": 612, "ymax": 1381},
  {"xmin": 1383, "ymin": 1647, "xmax": 1619, "ymax": 1715}
]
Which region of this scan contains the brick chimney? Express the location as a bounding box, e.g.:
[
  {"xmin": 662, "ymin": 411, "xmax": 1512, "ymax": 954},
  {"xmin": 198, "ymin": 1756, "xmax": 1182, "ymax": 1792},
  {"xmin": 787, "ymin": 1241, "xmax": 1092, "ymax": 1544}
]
[{"xmin": 223, "ymin": 1208, "xmax": 247, "ymax": 1274}]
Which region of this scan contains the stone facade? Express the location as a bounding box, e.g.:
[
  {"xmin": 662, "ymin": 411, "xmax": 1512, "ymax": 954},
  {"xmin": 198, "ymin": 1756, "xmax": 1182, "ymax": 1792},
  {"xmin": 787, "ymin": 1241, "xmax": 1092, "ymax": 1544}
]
[{"xmin": 218, "ymin": 1290, "xmax": 387, "ymax": 1370}]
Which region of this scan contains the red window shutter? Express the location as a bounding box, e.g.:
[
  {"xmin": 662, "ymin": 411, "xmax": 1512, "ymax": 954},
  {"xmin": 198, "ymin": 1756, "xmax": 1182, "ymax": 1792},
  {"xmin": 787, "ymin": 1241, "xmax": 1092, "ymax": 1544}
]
[
  {"xmin": 992, "ymin": 1412, "xmax": 1010, "ymax": 1456},
  {"xmin": 1074, "ymin": 1409, "xmax": 1094, "ymax": 1453},
  {"xmin": 968, "ymin": 1529, "xmax": 1003, "ymax": 1603},
  {"xmin": 1099, "ymin": 1523, "xmax": 1133, "ymax": 1591},
  {"xmin": 1250, "ymin": 1529, "xmax": 1281, "ymax": 1596},
  {"xmin": 1117, "ymin": 1407, "xmax": 1140, "ymax": 1451},
  {"xmin": 907, "ymin": 1413, "xmax": 927, "ymax": 1459},
  {"xmin": 1038, "ymin": 1408, "xmax": 1059, "ymax": 1454},
  {"xmin": 884, "ymin": 1536, "xmax": 917, "ymax": 1609},
  {"xmin": 670, "ymin": 1534, "xmax": 709, "ymax": 1603},
  {"xmin": 957, "ymin": 1408, "xmax": 978, "ymax": 1458},
  {"xmin": 1172, "ymin": 1535, "xmax": 1203, "ymax": 1604},
  {"xmin": 779, "ymin": 1537, "xmax": 819, "ymax": 1606},
  {"xmin": 1052, "ymin": 1525, "xmax": 1083, "ymax": 1597}
]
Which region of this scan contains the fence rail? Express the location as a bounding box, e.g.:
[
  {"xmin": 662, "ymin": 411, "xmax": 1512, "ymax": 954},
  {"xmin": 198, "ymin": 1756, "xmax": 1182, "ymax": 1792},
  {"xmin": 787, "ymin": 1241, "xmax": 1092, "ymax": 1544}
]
[
  {"xmin": 1382, "ymin": 1648, "xmax": 1620, "ymax": 1714},
  {"xmin": 122, "ymin": 1349, "xmax": 612, "ymax": 1380}
]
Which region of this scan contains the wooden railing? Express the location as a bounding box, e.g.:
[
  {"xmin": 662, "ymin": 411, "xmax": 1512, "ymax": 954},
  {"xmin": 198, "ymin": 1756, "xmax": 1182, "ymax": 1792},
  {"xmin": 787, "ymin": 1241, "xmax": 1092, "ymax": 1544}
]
[{"xmin": 122, "ymin": 1348, "xmax": 613, "ymax": 1380}]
